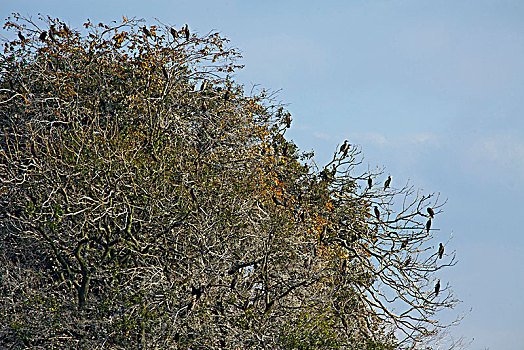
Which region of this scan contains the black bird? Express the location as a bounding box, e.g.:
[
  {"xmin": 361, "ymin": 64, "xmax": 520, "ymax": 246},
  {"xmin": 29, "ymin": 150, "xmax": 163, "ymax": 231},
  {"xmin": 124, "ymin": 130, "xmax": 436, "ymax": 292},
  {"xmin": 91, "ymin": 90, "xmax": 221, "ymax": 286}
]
[
  {"xmin": 162, "ymin": 66, "xmax": 169, "ymax": 80},
  {"xmin": 18, "ymin": 32, "xmax": 25, "ymax": 42},
  {"xmin": 184, "ymin": 24, "xmax": 190, "ymax": 41},
  {"xmin": 142, "ymin": 26, "xmax": 151, "ymax": 37},
  {"xmin": 401, "ymin": 238, "xmax": 408, "ymax": 249},
  {"xmin": 427, "ymin": 207, "xmax": 435, "ymax": 218},
  {"xmin": 284, "ymin": 113, "xmax": 292, "ymax": 128},
  {"xmin": 339, "ymin": 140, "xmax": 349, "ymax": 154},
  {"xmin": 200, "ymin": 79, "xmax": 207, "ymax": 91},
  {"xmin": 438, "ymin": 243, "xmax": 444, "ymax": 259},
  {"xmin": 426, "ymin": 218, "xmax": 432, "ymax": 234},
  {"xmin": 374, "ymin": 206, "xmax": 380, "ymax": 221},
  {"xmin": 435, "ymin": 279, "xmax": 440, "ymax": 296},
  {"xmin": 170, "ymin": 27, "xmax": 178, "ymax": 39},
  {"xmin": 367, "ymin": 176, "xmax": 372, "ymax": 190},
  {"xmin": 62, "ymin": 24, "xmax": 70, "ymax": 34},
  {"xmin": 39, "ymin": 31, "xmax": 47, "ymax": 41},
  {"xmin": 384, "ymin": 175, "xmax": 391, "ymax": 190}
]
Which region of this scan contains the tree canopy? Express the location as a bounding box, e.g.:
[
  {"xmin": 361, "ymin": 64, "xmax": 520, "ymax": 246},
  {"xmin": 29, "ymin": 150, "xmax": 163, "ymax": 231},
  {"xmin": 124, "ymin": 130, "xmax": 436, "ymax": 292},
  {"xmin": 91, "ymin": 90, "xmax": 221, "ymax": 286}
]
[{"xmin": 0, "ymin": 14, "xmax": 461, "ymax": 349}]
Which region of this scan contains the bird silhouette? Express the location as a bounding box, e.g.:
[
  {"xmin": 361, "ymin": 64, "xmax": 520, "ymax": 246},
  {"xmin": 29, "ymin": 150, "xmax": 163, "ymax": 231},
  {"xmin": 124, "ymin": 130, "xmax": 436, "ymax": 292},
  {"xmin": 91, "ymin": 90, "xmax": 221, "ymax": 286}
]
[
  {"xmin": 200, "ymin": 79, "xmax": 207, "ymax": 91},
  {"xmin": 170, "ymin": 27, "xmax": 178, "ymax": 39},
  {"xmin": 184, "ymin": 24, "xmax": 190, "ymax": 41},
  {"xmin": 18, "ymin": 32, "xmax": 25, "ymax": 41},
  {"xmin": 39, "ymin": 31, "xmax": 47, "ymax": 41},
  {"xmin": 426, "ymin": 218, "xmax": 432, "ymax": 233},
  {"xmin": 427, "ymin": 207, "xmax": 435, "ymax": 218},
  {"xmin": 384, "ymin": 175, "xmax": 391, "ymax": 190},
  {"xmin": 339, "ymin": 140, "xmax": 349, "ymax": 154},
  {"xmin": 435, "ymin": 279, "xmax": 440, "ymax": 296},
  {"xmin": 438, "ymin": 243, "xmax": 444, "ymax": 259},
  {"xmin": 374, "ymin": 206, "xmax": 380, "ymax": 221},
  {"xmin": 142, "ymin": 26, "xmax": 151, "ymax": 37},
  {"xmin": 367, "ymin": 176, "xmax": 372, "ymax": 190}
]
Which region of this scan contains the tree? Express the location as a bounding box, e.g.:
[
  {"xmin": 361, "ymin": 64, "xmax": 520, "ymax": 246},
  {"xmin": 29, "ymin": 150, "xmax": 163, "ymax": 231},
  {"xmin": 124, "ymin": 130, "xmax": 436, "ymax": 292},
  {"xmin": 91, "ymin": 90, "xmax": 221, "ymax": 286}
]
[{"xmin": 0, "ymin": 14, "xmax": 460, "ymax": 349}]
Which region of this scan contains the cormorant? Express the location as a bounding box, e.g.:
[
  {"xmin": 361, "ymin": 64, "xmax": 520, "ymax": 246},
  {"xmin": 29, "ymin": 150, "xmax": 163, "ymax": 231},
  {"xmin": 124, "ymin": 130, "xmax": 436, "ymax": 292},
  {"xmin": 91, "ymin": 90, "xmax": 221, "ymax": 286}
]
[
  {"xmin": 435, "ymin": 279, "xmax": 440, "ymax": 296},
  {"xmin": 427, "ymin": 207, "xmax": 435, "ymax": 218},
  {"xmin": 384, "ymin": 175, "xmax": 391, "ymax": 190},
  {"xmin": 18, "ymin": 32, "xmax": 25, "ymax": 42},
  {"xmin": 426, "ymin": 218, "xmax": 431, "ymax": 233},
  {"xmin": 39, "ymin": 31, "xmax": 47, "ymax": 41},
  {"xmin": 184, "ymin": 24, "xmax": 190, "ymax": 41},
  {"xmin": 374, "ymin": 206, "xmax": 380, "ymax": 221},
  {"xmin": 438, "ymin": 243, "xmax": 444, "ymax": 259},
  {"xmin": 200, "ymin": 79, "xmax": 207, "ymax": 91},
  {"xmin": 284, "ymin": 113, "xmax": 292, "ymax": 128},
  {"xmin": 368, "ymin": 176, "xmax": 372, "ymax": 190},
  {"xmin": 142, "ymin": 26, "xmax": 151, "ymax": 37},
  {"xmin": 170, "ymin": 27, "xmax": 178, "ymax": 39},
  {"xmin": 339, "ymin": 140, "xmax": 349, "ymax": 154}
]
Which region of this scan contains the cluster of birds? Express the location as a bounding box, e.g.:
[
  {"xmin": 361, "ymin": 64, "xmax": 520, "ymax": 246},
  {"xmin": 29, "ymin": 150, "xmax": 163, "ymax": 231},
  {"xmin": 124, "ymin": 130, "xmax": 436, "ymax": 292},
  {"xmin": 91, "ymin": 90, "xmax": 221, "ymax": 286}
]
[
  {"xmin": 19, "ymin": 23, "xmax": 191, "ymax": 45},
  {"xmin": 339, "ymin": 139, "xmax": 445, "ymax": 298}
]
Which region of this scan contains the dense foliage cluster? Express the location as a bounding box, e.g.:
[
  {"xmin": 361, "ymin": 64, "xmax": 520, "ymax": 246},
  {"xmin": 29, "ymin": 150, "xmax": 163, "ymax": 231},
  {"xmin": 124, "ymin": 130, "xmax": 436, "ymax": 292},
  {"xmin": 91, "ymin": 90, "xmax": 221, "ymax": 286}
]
[{"xmin": 0, "ymin": 15, "xmax": 459, "ymax": 349}]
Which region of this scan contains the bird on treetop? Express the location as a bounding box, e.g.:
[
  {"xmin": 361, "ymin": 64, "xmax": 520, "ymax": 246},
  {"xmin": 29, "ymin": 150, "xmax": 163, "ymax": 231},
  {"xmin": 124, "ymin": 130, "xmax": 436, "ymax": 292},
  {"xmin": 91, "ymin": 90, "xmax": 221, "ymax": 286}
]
[
  {"xmin": 142, "ymin": 26, "xmax": 151, "ymax": 37},
  {"xmin": 367, "ymin": 176, "xmax": 372, "ymax": 190},
  {"xmin": 39, "ymin": 31, "xmax": 47, "ymax": 41},
  {"xmin": 374, "ymin": 206, "xmax": 380, "ymax": 221},
  {"xmin": 438, "ymin": 243, "xmax": 444, "ymax": 259},
  {"xmin": 184, "ymin": 24, "xmax": 190, "ymax": 41},
  {"xmin": 435, "ymin": 279, "xmax": 441, "ymax": 296},
  {"xmin": 427, "ymin": 207, "xmax": 435, "ymax": 218},
  {"xmin": 170, "ymin": 27, "xmax": 178, "ymax": 39},
  {"xmin": 18, "ymin": 32, "xmax": 25, "ymax": 42},
  {"xmin": 384, "ymin": 175, "xmax": 391, "ymax": 190},
  {"xmin": 426, "ymin": 218, "xmax": 432, "ymax": 234},
  {"xmin": 339, "ymin": 140, "xmax": 349, "ymax": 154}
]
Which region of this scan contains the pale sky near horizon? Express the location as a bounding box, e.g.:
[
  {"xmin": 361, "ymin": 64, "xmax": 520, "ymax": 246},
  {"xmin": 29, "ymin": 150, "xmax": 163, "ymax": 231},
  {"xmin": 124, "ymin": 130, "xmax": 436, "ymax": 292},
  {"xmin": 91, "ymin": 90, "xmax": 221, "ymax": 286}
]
[{"xmin": 2, "ymin": 1, "xmax": 524, "ymax": 349}]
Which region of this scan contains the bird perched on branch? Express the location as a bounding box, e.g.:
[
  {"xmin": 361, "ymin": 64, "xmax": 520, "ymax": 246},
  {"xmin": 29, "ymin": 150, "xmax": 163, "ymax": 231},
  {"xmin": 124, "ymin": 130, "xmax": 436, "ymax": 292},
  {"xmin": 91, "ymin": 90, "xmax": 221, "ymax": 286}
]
[
  {"xmin": 427, "ymin": 207, "xmax": 435, "ymax": 218},
  {"xmin": 170, "ymin": 27, "xmax": 178, "ymax": 39},
  {"xmin": 438, "ymin": 243, "xmax": 444, "ymax": 259},
  {"xmin": 374, "ymin": 206, "xmax": 380, "ymax": 221},
  {"xmin": 39, "ymin": 31, "xmax": 47, "ymax": 41},
  {"xmin": 384, "ymin": 175, "xmax": 391, "ymax": 190},
  {"xmin": 339, "ymin": 140, "xmax": 349, "ymax": 155},
  {"xmin": 142, "ymin": 26, "xmax": 151, "ymax": 37},
  {"xmin": 18, "ymin": 32, "xmax": 25, "ymax": 41},
  {"xmin": 426, "ymin": 218, "xmax": 432, "ymax": 233},
  {"xmin": 435, "ymin": 279, "xmax": 440, "ymax": 296},
  {"xmin": 184, "ymin": 24, "xmax": 190, "ymax": 41},
  {"xmin": 200, "ymin": 79, "xmax": 207, "ymax": 91},
  {"xmin": 367, "ymin": 176, "xmax": 372, "ymax": 190}
]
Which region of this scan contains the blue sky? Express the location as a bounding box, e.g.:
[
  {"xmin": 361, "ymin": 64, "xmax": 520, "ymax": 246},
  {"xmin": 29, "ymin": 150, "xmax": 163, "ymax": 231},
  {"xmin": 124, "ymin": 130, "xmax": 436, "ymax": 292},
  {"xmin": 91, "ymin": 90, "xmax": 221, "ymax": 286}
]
[{"xmin": 2, "ymin": 1, "xmax": 523, "ymax": 348}]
